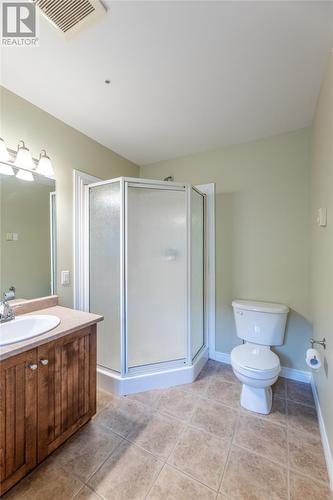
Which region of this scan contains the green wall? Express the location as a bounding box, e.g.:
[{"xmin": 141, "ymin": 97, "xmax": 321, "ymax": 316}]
[{"xmin": 142, "ymin": 129, "xmax": 312, "ymax": 370}]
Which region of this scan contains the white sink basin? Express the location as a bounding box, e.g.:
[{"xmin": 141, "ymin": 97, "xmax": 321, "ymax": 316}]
[{"xmin": 0, "ymin": 315, "xmax": 61, "ymax": 347}]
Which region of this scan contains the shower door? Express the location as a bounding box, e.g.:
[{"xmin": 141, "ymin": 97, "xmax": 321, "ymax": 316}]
[
  {"xmin": 126, "ymin": 182, "xmax": 187, "ymax": 369},
  {"xmin": 89, "ymin": 180, "xmax": 122, "ymax": 372}
]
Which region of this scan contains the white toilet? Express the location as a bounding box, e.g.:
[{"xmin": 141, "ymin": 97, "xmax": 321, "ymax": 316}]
[{"xmin": 231, "ymin": 299, "xmax": 289, "ymax": 414}]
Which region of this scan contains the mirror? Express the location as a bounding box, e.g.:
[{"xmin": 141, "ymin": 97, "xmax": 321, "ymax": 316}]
[{"xmin": 0, "ymin": 172, "xmax": 56, "ymax": 301}]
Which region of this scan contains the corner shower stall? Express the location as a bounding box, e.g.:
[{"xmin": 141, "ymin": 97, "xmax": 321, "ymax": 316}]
[{"xmin": 86, "ymin": 177, "xmax": 207, "ymax": 394}]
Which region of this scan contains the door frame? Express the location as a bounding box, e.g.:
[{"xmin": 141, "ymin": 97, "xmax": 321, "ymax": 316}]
[
  {"xmin": 74, "ymin": 174, "xmax": 216, "ymax": 359},
  {"xmin": 195, "ymin": 183, "xmax": 216, "ymax": 358},
  {"xmin": 73, "ymin": 169, "xmax": 100, "ymax": 310}
]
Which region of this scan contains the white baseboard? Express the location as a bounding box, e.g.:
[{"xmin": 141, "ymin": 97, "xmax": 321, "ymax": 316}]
[
  {"xmin": 213, "ymin": 351, "xmax": 231, "ymax": 364},
  {"xmin": 311, "ymin": 376, "xmax": 333, "ymax": 491},
  {"xmin": 211, "ymin": 350, "xmax": 311, "ymax": 383},
  {"xmin": 280, "ymin": 366, "xmax": 312, "ymax": 383}
]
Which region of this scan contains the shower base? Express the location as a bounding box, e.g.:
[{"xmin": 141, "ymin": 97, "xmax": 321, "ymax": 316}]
[{"xmin": 97, "ymin": 346, "xmax": 208, "ymax": 396}]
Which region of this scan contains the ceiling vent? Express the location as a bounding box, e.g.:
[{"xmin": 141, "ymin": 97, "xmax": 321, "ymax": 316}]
[{"xmin": 34, "ymin": 0, "xmax": 107, "ymax": 40}]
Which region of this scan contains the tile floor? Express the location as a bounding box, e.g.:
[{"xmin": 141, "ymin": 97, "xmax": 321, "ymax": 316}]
[{"xmin": 4, "ymin": 360, "xmax": 332, "ymax": 500}]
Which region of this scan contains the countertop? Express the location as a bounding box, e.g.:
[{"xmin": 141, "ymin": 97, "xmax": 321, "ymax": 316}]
[{"xmin": 0, "ymin": 305, "xmax": 103, "ymax": 361}]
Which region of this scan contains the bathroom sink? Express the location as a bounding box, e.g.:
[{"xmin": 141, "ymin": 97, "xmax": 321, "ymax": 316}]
[{"xmin": 0, "ymin": 315, "xmax": 61, "ymax": 347}]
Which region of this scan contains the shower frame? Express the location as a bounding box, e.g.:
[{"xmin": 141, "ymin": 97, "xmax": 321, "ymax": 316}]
[{"xmin": 83, "ymin": 176, "xmax": 210, "ymax": 394}]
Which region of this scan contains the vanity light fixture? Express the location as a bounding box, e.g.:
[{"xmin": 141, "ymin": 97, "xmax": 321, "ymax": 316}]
[
  {"xmin": 36, "ymin": 150, "xmax": 54, "ymax": 177},
  {"xmin": 0, "ymin": 138, "xmax": 55, "ymax": 181},
  {"xmin": 0, "ymin": 138, "xmax": 14, "ymax": 175}
]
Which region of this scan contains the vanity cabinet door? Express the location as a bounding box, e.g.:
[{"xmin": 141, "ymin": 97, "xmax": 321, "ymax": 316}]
[
  {"xmin": 0, "ymin": 349, "xmax": 38, "ymax": 494},
  {"xmin": 37, "ymin": 325, "xmax": 97, "ymax": 461}
]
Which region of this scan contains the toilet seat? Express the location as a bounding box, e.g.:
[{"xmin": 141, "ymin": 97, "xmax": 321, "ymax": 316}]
[{"xmin": 231, "ymin": 343, "xmax": 280, "ymax": 380}]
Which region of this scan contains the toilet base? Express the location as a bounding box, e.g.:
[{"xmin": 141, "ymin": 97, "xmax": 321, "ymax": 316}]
[{"xmin": 240, "ymin": 384, "xmax": 272, "ymax": 414}]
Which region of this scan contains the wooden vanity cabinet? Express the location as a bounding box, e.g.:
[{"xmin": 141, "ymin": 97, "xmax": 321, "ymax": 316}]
[
  {"xmin": 37, "ymin": 325, "xmax": 96, "ymax": 462},
  {"xmin": 0, "ymin": 324, "xmax": 97, "ymax": 495},
  {"xmin": 0, "ymin": 349, "xmax": 38, "ymax": 493}
]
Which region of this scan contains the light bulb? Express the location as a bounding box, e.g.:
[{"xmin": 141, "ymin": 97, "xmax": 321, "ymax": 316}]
[{"xmin": 14, "ymin": 140, "xmax": 35, "ymax": 170}]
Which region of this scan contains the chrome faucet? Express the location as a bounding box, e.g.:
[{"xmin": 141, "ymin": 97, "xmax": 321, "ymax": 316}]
[{"xmin": 0, "ymin": 296, "xmax": 15, "ymax": 323}]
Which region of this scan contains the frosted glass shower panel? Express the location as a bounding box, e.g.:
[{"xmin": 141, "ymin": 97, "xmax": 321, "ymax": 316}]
[
  {"xmin": 127, "ymin": 186, "xmax": 187, "ymax": 368},
  {"xmin": 191, "ymin": 188, "xmax": 204, "ymax": 359},
  {"xmin": 90, "ymin": 182, "xmax": 121, "ymax": 372}
]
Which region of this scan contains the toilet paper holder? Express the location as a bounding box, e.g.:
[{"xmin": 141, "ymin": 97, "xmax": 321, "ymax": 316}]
[{"xmin": 310, "ymin": 337, "xmax": 326, "ymax": 350}]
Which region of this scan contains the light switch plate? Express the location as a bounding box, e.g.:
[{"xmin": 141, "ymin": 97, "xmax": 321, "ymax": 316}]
[
  {"xmin": 317, "ymin": 208, "xmax": 327, "ymax": 227},
  {"xmin": 61, "ymin": 270, "xmax": 70, "ymax": 286}
]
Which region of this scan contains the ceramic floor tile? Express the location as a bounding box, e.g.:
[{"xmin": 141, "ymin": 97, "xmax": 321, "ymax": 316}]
[
  {"xmin": 234, "ymin": 414, "xmax": 287, "ymax": 464},
  {"xmin": 126, "ymin": 389, "xmax": 162, "ymax": 408},
  {"xmin": 168, "ymin": 426, "xmax": 230, "ymax": 490},
  {"xmin": 190, "ymin": 398, "xmax": 238, "ymax": 439},
  {"xmin": 286, "ymin": 380, "xmax": 315, "ymax": 407},
  {"xmin": 156, "ymin": 387, "xmax": 198, "ymax": 421},
  {"xmin": 93, "ymin": 396, "xmax": 150, "ymax": 438},
  {"xmin": 3, "ymin": 458, "xmax": 83, "ymax": 500},
  {"xmin": 204, "ymin": 359, "xmax": 223, "ymax": 372},
  {"xmin": 288, "ymin": 427, "xmax": 329, "ymax": 483},
  {"xmin": 289, "ymin": 471, "xmax": 333, "ymax": 500},
  {"xmin": 54, "ymin": 421, "xmax": 122, "ymax": 482},
  {"xmin": 241, "ymin": 396, "xmax": 287, "ymax": 427},
  {"xmin": 74, "ymin": 485, "xmax": 103, "ymax": 499},
  {"xmin": 272, "ymin": 377, "xmax": 287, "ymax": 399},
  {"xmin": 127, "ymin": 412, "xmax": 185, "ymax": 459},
  {"xmin": 287, "ymin": 400, "xmax": 319, "ymax": 434},
  {"xmin": 96, "ymin": 389, "xmax": 116, "ymax": 414},
  {"xmin": 147, "ymin": 465, "xmax": 216, "ymax": 500},
  {"xmin": 88, "ymin": 440, "xmax": 163, "ymax": 500},
  {"xmin": 206, "ymin": 379, "xmax": 241, "ymax": 408},
  {"xmin": 220, "ymin": 445, "xmax": 288, "ymax": 500},
  {"xmin": 216, "ymin": 362, "xmax": 239, "ymax": 385},
  {"xmin": 180, "ymin": 370, "xmax": 211, "ymax": 397}
]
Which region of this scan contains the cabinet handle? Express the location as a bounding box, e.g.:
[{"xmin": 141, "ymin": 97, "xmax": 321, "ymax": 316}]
[
  {"xmin": 27, "ymin": 363, "xmax": 38, "ymax": 370},
  {"xmin": 39, "ymin": 359, "xmax": 49, "ymax": 366}
]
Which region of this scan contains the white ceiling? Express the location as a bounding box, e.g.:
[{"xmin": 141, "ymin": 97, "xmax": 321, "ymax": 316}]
[{"xmin": 1, "ymin": 1, "xmax": 333, "ymax": 165}]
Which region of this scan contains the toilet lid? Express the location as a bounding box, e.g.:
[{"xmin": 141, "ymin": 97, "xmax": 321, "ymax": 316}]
[{"xmin": 231, "ymin": 343, "xmax": 280, "ymax": 377}]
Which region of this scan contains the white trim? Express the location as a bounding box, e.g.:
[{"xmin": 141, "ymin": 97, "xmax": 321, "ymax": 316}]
[
  {"xmin": 122, "ymin": 179, "xmax": 127, "ymax": 376},
  {"xmin": 73, "ymin": 169, "xmax": 101, "ymax": 310},
  {"xmin": 211, "ymin": 350, "xmax": 312, "ymax": 383},
  {"xmin": 86, "ymin": 176, "xmax": 187, "ymax": 189},
  {"xmin": 213, "ymin": 351, "xmax": 231, "ymax": 365},
  {"xmin": 186, "ymin": 185, "xmax": 192, "ymax": 365},
  {"xmin": 280, "ymin": 366, "xmax": 312, "ymax": 383},
  {"xmin": 195, "ymin": 183, "xmax": 216, "ymax": 359},
  {"xmin": 98, "ymin": 347, "xmax": 209, "ymax": 395},
  {"xmin": 311, "ymin": 376, "xmax": 333, "ymax": 491},
  {"xmin": 49, "ymin": 191, "xmax": 56, "ymax": 295}
]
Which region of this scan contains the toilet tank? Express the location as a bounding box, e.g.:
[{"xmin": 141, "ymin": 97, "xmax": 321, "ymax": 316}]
[{"xmin": 232, "ymin": 300, "xmax": 289, "ymax": 346}]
